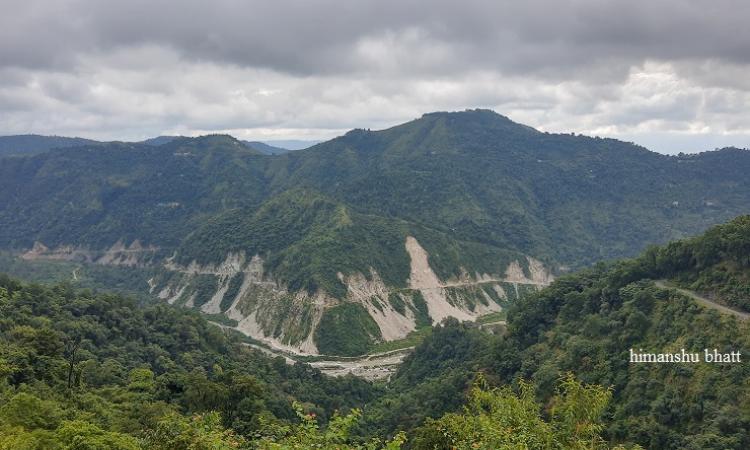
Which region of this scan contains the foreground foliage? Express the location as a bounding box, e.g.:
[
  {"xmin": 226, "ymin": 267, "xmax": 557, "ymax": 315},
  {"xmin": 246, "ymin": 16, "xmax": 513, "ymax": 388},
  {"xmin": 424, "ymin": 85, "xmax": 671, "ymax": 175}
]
[
  {"xmin": 412, "ymin": 374, "xmax": 640, "ymax": 450},
  {"xmin": 0, "ymin": 272, "xmax": 639, "ymax": 449},
  {"xmin": 0, "ymin": 274, "xmax": 379, "ymax": 448}
]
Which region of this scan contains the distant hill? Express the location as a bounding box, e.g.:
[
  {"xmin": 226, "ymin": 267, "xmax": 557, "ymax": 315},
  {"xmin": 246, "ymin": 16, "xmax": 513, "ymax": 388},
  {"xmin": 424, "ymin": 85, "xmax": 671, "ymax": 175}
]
[
  {"xmin": 0, "ymin": 134, "xmax": 100, "ymax": 156},
  {"xmin": 1, "ymin": 109, "xmax": 749, "ymax": 355},
  {"xmin": 0, "ymin": 133, "xmax": 312, "ymax": 156},
  {"xmin": 141, "ymin": 135, "xmax": 181, "ymax": 146},
  {"xmin": 263, "ymin": 139, "xmax": 319, "ymax": 150},
  {"xmin": 242, "ymin": 141, "xmax": 292, "ymax": 155},
  {"xmin": 243, "ymin": 140, "xmax": 320, "ymax": 154}
]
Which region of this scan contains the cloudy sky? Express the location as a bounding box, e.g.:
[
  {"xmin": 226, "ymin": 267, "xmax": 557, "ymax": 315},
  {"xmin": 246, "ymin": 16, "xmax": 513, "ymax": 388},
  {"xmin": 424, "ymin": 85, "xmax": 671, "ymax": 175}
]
[{"xmin": 1, "ymin": 0, "xmax": 749, "ymax": 153}]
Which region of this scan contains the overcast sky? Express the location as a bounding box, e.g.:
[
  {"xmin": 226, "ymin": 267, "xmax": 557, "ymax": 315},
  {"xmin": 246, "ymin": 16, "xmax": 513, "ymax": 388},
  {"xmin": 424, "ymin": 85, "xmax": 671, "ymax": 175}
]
[{"xmin": 1, "ymin": 0, "xmax": 749, "ymax": 153}]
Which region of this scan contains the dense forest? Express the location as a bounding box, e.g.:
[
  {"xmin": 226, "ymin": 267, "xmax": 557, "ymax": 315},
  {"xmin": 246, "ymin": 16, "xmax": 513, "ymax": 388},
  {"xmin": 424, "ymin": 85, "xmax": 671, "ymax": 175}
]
[
  {"xmin": 0, "ymin": 135, "xmax": 100, "ymax": 157},
  {"xmin": 0, "ymin": 274, "xmax": 634, "ymax": 449},
  {"xmin": 2, "ymin": 216, "xmax": 749, "ymax": 448},
  {"xmin": 1, "ymin": 111, "xmax": 750, "ymax": 301},
  {"xmin": 356, "ymin": 216, "xmax": 750, "ymax": 449},
  {"xmin": 0, "ymin": 274, "xmax": 382, "ymax": 448},
  {"xmin": 2, "ymin": 110, "xmax": 750, "ymax": 358}
]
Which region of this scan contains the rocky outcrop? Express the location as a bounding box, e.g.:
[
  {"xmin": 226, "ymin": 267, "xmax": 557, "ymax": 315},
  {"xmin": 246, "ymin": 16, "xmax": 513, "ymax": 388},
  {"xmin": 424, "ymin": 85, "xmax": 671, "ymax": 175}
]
[
  {"xmin": 21, "ymin": 240, "xmax": 158, "ymax": 267},
  {"xmin": 21, "ymin": 236, "xmax": 554, "ymax": 356}
]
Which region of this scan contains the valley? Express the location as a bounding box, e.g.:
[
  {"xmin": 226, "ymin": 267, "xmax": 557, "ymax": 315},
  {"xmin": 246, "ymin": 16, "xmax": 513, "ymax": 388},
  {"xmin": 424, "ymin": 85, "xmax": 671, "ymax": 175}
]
[
  {"xmin": 0, "ymin": 112, "xmax": 749, "ymax": 449},
  {"xmin": 1, "ymin": 110, "xmax": 749, "ymax": 358},
  {"xmin": 3, "ymin": 1, "xmax": 749, "ymax": 446}
]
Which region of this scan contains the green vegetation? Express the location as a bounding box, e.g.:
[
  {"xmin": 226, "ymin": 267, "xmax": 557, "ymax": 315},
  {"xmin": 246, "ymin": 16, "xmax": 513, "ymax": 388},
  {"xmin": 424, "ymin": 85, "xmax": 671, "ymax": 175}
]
[
  {"xmin": 253, "ymin": 404, "xmax": 406, "ymax": 449},
  {"xmin": 408, "ymin": 290, "xmax": 432, "ymax": 327},
  {"xmin": 629, "ymin": 215, "xmax": 750, "ymax": 311},
  {"xmin": 220, "ymin": 273, "xmax": 244, "ymax": 312},
  {"xmin": 370, "ymin": 327, "xmax": 433, "ymax": 354},
  {"xmin": 0, "ymin": 271, "xmax": 636, "ymax": 449},
  {"xmin": 314, "ymin": 303, "xmax": 382, "ymax": 356},
  {"xmin": 2, "ymin": 110, "xmax": 749, "ymax": 307},
  {"xmin": 0, "ymin": 252, "xmax": 154, "ymax": 300},
  {"xmin": 0, "ymin": 274, "xmax": 383, "ymax": 448},
  {"xmin": 2, "ymin": 216, "xmax": 750, "ymax": 448},
  {"xmin": 0, "ymin": 134, "xmax": 99, "ymax": 157},
  {"xmin": 387, "ymin": 292, "xmax": 406, "ymax": 315},
  {"xmin": 475, "ymin": 310, "xmax": 506, "ymax": 324},
  {"xmin": 355, "ymin": 217, "xmax": 750, "ymax": 449},
  {"xmin": 411, "ymin": 374, "xmax": 640, "ymax": 450},
  {"xmin": 204, "ymin": 314, "xmax": 239, "ymax": 328},
  {"xmin": 187, "ymin": 274, "xmax": 219, "ymax": 308}
]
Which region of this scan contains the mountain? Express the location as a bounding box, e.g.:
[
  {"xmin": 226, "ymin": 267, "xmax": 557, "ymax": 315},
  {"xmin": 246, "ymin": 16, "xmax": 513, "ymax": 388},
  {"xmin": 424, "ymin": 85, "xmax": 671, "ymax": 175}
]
[
  {"xmin": 142, "ymin": 137, "xmax": 303, "ymax": 155},
  {"xmin": 0, "ymin": 133, "xmax": 304, "ymax": 157},
  {"xmin": 0, "ymin": 264, "xmax": 624, "ymax": 449},
  {"xmin": 1, "ymin": 109, "xmax": 749, "ymax": 356},
  {"xmin": 141, "ymin": 135, "xmax": 181, "ymax": 146},
  {"xmin": 262, "ymin": 139, "xmax": 319, "ymax": 150},
  {"xmin": 0, "ymin": 134, "xmax": 100, "ymax": 157},
  {"xmin": 242, "ymin": 141, "xmax": 292, "ymax": 155}
]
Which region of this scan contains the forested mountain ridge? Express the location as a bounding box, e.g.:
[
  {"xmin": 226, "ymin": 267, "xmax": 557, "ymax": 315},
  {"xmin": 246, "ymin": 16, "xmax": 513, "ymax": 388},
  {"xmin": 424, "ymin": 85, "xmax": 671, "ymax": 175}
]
[
  {"xmin": 264, "ymin": 110, "xmax": 750, "ymax": 266},
  {"xmin": 1, "ymin": 110, "xmax": 749, "ymax": 355},
  {"xmin": 0, "ymin": 135, "xmax": 100, "ymax": 157},
  {"xmin": 358, "ymin": 216, "xmax": 750, "ymax": 449},
  {"xmin": 632, "ymin": 215, "xmax": 750, "ymax": 312},
  {"xmin": 242, "ymin": 141, "xmax": 293, "ymax": 155}
]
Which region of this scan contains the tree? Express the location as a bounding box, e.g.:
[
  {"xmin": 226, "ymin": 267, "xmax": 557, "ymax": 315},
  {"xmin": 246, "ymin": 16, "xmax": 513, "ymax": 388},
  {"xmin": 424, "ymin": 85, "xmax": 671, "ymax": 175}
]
[
  {"xmin": 254, "ymin": 403, "xmax": 405, "ymax": 450},
  {"xmin": 411, "ymin": 374, "xmax": 642, "ymax": 450}
]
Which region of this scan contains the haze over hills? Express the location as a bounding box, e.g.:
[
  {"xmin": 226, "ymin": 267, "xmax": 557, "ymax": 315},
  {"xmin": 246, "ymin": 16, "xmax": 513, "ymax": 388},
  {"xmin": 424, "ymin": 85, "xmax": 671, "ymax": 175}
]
[
  {"xmin": 1, "ymin": 109, "xmax": 749, "ymax": 356},
  {"xmin": 240, "ymin": 141, "xmax": 293, "ymax": 155},
  {"xmin": 0, "ymin": 134, "xmax": 307, "ymax": 157},
  {"xmin": 0, "ymin": 135, "xmax": 100, "ymax": 157},
  {"xmin": 262, "ymin": 139, "xmax": 320, "ymax": 150}
]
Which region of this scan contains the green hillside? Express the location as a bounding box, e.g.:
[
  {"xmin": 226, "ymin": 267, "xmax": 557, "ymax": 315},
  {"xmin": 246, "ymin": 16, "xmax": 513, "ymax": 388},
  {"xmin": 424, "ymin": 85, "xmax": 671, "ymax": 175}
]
[
  {"xmin": 358, "ymin": 216, "xmax": 750, "ymax": 449},
  {"xmin": 0, "ymin": 271, "xmax": 638, "ymax": 449},
  {"xmin": 242, "ymin": 141, "xmax": 292, "ymax": 155},
  {"xmin": 0, "ymin": 134, "xmax": 267, "ymax": 250},
  {"xmin": 175, "ymin": 188, "xmax": 525, "ymax": 299},
  {"xmin": 3, "ymin": 217, "xmax": 748, "ymax": 448},
  {"xmin": 631, "ymin": 215, "xmax": 750, "ymax": 311},
  {"xmin": 1, "ymin": 110, "xmax": 750, "ymax": 356},
  {"xmin": 267, "ymin": 110, "xmax": 750, "ymax": 267},
  {"xmin": 2, "ymin": 111, "xmax": 748, "ymax": 277},
  {"xmin": 0, "ymin": 135, "xmax": 100, "ymax": 157}
]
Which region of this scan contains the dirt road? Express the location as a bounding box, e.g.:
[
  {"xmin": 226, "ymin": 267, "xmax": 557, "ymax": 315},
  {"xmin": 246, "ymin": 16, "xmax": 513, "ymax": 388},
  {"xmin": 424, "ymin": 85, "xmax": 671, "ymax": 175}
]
[{"xmin": 654, "ymin": 280, "xmax": 749, "ymax": 320}]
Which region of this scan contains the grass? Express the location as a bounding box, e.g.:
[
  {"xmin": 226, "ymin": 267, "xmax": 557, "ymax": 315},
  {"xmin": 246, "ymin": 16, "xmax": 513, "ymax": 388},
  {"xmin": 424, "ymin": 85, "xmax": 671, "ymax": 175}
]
[
  {"xmin": 204, "ymin": 314, "xmax": 239, "ymax": 328},
  {"xmin": 476, "ymin": 310, "xmax": 507, "ymax": 324},
  {"xmin": 371, "ymin": 326, "xmax": 433, "ymax": 354}
]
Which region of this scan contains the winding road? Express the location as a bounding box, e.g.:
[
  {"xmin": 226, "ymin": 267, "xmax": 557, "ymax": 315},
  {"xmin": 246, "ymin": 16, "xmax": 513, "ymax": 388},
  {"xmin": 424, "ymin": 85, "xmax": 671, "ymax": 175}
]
[{"xmin": 654, "ymin": 280, "xmax": 750, "ymax": 320}]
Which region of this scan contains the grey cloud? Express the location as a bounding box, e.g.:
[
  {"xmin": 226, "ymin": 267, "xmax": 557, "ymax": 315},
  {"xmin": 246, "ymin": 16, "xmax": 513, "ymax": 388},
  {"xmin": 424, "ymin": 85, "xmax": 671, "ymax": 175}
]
[
  {"xmin": 3, "ymin": 0, "xmax": 749, "ymax": 78},
  {"xmin": 0, "ymin": 0, "xmax": 748, "ymax": 153}
]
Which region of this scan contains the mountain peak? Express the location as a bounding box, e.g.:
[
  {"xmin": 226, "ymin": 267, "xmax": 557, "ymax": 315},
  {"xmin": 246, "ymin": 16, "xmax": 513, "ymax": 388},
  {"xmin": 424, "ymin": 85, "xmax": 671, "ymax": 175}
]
[
  {"xmin": 165, "ymin": 134, "xmax": 263, "ymax": 155},
  {"xmin": 421, "ymin": 108, "xmax": 508, "ymax": 120},
  {"xmin": 414, "ymin": 108, "xmax": 539, "ymax": 135}
]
